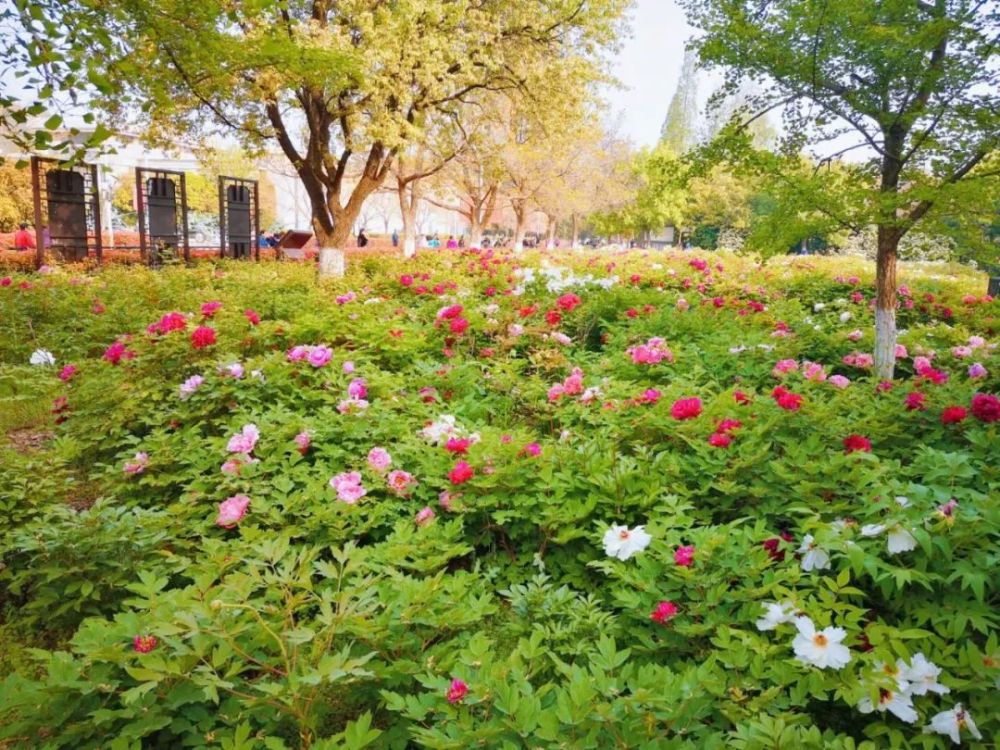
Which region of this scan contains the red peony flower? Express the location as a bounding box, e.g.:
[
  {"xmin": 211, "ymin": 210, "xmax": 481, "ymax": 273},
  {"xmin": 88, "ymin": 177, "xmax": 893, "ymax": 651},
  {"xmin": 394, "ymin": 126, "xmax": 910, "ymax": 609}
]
[
  {"xmin": 734, "ymin": 390, "xmax": 752, "ymax": 405},
  {"xmin": 244, "ymin": 309, "xmax": 260, "ymax": 325},
  {"xmin": 941, "ymin": 406, "xmax": 968, "ymax": 425},
  {"xmin": 445, "ymin": 437, "xmax": 473, "ymax": 454},
  {"xmin": 446, "ymin": 678, "xmax": 469, "ymax": 704},
  {"xmin": 671, "ymin": 397, "xmax": 703, "ymax": 420},
  {"xmin": 843, "ymin": 434, "xmax": 872, "ymax": 454},
  {"xmin": 556, "ymin": 293, "xmax": 581, "ymax": 311},
  {"xmin": 771, "ymin": 386, "xmax": 803, "ymax": 411},
  {"xmin": 133, "ymin": 634, "xmax": 158, "ymax": 653},
  {"xmin": 399, "ymin": 274, "xmax": 414, "ymax": 287},
  {"xmin": 971, "ymin": 393, "xmax": 1000, "ymax": 423},
  {"xmin": 708, "ymin": 432, "xmax": 732, "ymax": 447},
  {"xmin": 544, "ymin": 309, "xmax": 562, "ymax": 326},
  {"xmin": 191, "ymin": 326, "xmax": 217, "ymax": 349},
  {"xmin": 448, "ymin": 460, "xmax": 474, "ymax": 485},
  {"xmin": 762, "ymin": 531, "xmax": 794, "ymax": 562},
  {"xmin": 449, "ymin": 317, "xmax": 469, "ymax": 334},
  {"xmin": 904, "ymin": 391, "xmax": 927, "ymax": 411},
  {"xmin": 201, "ymin": 301, "xmax": 222, "ymax": 317},
  {"xmin": 674, "ymin": 545, "xmax": 695, "ymax": 567},
  {"xmin": 650, "ymin": 600, "xmax": 679, "ymax": 624}
]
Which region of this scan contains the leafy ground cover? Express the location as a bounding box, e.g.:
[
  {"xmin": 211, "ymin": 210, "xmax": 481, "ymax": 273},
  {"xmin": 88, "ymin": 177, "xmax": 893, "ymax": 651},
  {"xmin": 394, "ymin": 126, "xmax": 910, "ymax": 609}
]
[{"xmin": 0, "ymin": 250, "xmax": 998, "ymax": 749}]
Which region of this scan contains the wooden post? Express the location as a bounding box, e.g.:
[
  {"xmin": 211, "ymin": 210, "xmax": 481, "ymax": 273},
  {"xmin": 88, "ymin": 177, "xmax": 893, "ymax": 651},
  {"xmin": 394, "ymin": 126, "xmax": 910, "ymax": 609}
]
[
  {"xmin": 254, "ymin": 181, "xmax": 261, "ymax": 262},
  {"xmin": 30, "ymin": 157, "xmax": 44, "ymax": 269},
  {"xmin": 218, "ymin": 176, "xmax": 226, "ymax": 259},
  {"xmin": 135, "ymin": 167, "xmax": 147, "ymax": 264},
  {"xmin": 91, "ymin": 164, "xmax": 103, "ymax": 265},
  {"xmin": 180, "ymin": 172, "xmax": 191, "ymax": 264}
]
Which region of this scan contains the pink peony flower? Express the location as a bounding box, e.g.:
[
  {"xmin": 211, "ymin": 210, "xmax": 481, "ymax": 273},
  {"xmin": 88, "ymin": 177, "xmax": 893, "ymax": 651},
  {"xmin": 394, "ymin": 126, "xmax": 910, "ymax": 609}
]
[
  {"xmin": 415, "ymin": 506, "xmax": 435, "ymax": 527},
  {"xmin": 676, "ymin": 297, "xmax": 690, "ymax": 312},
  {"xmin": 650, "ymin": 600, "xmax": 679, "ymax": 624},
  {"xmin": 244, "ymin": 309, "xmax": 260, "ymax": 325},
  {"xmin": 308, "ymin": 346, "xmax": 333, "ymax": 368},
  {"xmin": 179, "ymin": 374, "xmax": 204, "ymax": 399},
  {"xmin": 368, "ymin": 447, "xmax": 392, "ymax": 472},
  {"xmin": 103, "ymin": 341, "xmax": 134, "ymax": 365},
  {"xmin": 895, "ymin": 344, "xmax": 908, "ymax": 359},
  {"xmin": 337, "ymin": 397, "xmax": 369, "ymax": 414},
  {"xmin": 387, "ymin": 469, "xmax": 417, "ymax": 496},
  {"xmin": 343, "ymin": 360, "xmax": 355, "ymax": 374},
  {"xmin": 968, "ymin": 362, "xmax": 988, "ymax": 379},
  {"xmin": 335, "ymin": 291, "xmax": 356, "ymax": 305},
  {"xmin": 226, "ymin": 424, "xmax": 260, "ymax": 455},
  {"xmin": 801, "ymin": 362, "xmax": 827, "ymax": 382},
  {"xmin": 201, "ymin": 301, "xmax": 222, "ymax": 317},
  {"xmin": 708, "ymin": 432, "xmax": 732, "ymax": 447},
  {"xmin": 556, "ymin": 293, "xmax": 581, "ymax": 311},
  {"xmin": 59, "ymin": 364, "xmax": 78, "ymax": 382},
  {"xmin": 216, "ymin": 494, "xmax": 250, "ymax": 527},
  {"xmin": 671, "ymin": 397, "xmax": 703, "ymax": 421},
  {"xmin": 294, "ymin": 431, "xmax": 311, "ymax": 454},
  {"xmin": 347, "ymin": 378, "xmax": 367, "ymax": 399},
  {"xmin": 772, "ymin": 359, "xmax": 798, "ymax": 377},
  {"xmin": 952, "ymin": 345, "xmax": 973, "ymax": 359},
  {"xmin": 446, "ymin": 678, "xmax": 469, "ymax": 704},
  {"xmin": 563, "ymin": 367, "xmax": 584, "ymax": 395},
  {"xmin": 330, "ymin": 471, "xmax": 366, "ymax": 503},
  {"xmin": 828, "ymin": 375, "xmax": 850, "ymax": 389},
  {"xmin": 674, "ymin": 545, "xmax": 695, "ymax": 567},
  {"xmin": 521, "ymin": 442, "xmax": 542, "ymax": 457},
  {"xmin": 628, "ymin": 337, "xmax": 674, "ymax": 365},
  {"xmin": 123, "ymin": 451, "xmax": 149, "ymax": 475},
  {"xmin": 905, "ymin": 391, "xmax": 927, "ymax": 411},
  {"xmin": 968, "ymin": 335, "xmax": 985, "ymax": 349},
  {"xmin": 847, "ymin": 329, "xmax": 863, "ymax": 342}
]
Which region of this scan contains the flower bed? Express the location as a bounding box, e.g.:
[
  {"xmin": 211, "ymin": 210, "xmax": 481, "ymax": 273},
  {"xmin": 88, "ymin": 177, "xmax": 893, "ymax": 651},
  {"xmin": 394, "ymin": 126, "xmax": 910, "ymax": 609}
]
[{"xmin": 0, "ymin": 250, "xmax": 997, "ymax": 748}]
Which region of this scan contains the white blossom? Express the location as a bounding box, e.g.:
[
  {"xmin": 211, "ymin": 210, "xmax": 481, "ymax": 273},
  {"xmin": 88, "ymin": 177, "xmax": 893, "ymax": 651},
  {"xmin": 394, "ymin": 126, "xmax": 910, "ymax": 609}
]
[
  {"xmin": 755, "ymin": 601, "xmax": 797, "ymax": 631},
  {"xmin": 602, "ymin": 524, "xmax": 651, "ymax": 561},
  {"xmin": 791, "ymin": 616, "xmax": 851, "ymax": 669},
  {"xmin": 925, "ymin": 704, "xmax": 981, "ymax": 744}
]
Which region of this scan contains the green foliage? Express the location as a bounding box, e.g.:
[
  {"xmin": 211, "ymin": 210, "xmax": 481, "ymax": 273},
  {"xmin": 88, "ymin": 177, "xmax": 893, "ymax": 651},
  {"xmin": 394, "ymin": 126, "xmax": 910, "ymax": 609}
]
[{"xmin": 0, "ymin": 253, "xmax": 998, "ymax": 748}]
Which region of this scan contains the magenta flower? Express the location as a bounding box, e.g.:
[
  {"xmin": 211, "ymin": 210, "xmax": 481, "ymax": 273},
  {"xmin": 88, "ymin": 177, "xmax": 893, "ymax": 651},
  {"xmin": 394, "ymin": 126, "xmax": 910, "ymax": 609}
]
[
  {"xmin": 968, "ymin": 363, "xmax": 988, "ymax": 379},
  {"xmin": 216, "ymin": 494, "xmax": 250, "ymax": 527},
  {"xmin": 294, "ymin": 431, "xmax": 311, "ymax": 454},
  {"xmin": 674, "ymin": 545, "xmax": 695, "ymax": 567},
  {"xmin": 650, "ymin": 600, "xmax": 678, "ymax": 624},
  {"xmin": 123, "ymin": 451, "xmax": 149, "ymax": 475},
  {"xmin": 415, "ymin": 506, "xmax": 436, "ymax": 527},
  {"xmin": 226, "ymin": 424, "xmax": 260, "ymax": 455},
  {"xmin": 201, "ymin": 301, "xmax": 222, "ymax": 317},
  {"xmin": 446, "ymin": 678, "xmax": 469, "ymax": 704},
  {"xmin": 308, "ymin": 346, "xmax": 333, "ymax": 368},
  {"xmin": 671, "ymin": 397, "xmax": 702, "ymax": 421},
  {"xmin": 133, "ymin": 635, "xmax": 158, "ymax": 653},
  {"xmin": 347, "ymin": 378, "xmax": 367, "ymax": 399}
]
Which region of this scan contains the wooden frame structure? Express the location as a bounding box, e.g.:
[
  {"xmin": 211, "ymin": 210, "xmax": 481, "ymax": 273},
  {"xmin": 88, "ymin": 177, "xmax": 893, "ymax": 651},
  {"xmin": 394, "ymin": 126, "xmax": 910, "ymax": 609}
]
[
  {"xmin": 30, "ymin": 157, "xmax": 103, "ymax": 266},
  {"xmin": 135, "ymin": 167, "xmax": 191, "ymax": 265}
]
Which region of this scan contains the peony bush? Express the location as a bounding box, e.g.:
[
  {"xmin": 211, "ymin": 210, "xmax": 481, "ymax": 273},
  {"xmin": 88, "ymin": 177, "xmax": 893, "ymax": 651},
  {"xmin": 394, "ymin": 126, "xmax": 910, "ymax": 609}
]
[{"xmin": 0, "ymin": 249, "xmax": 997, "ymax": 749}]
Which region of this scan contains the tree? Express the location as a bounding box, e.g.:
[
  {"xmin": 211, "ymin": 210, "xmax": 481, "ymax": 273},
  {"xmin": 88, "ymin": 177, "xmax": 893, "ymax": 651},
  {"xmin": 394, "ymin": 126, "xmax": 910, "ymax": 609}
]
[
  {"xmin": 659, "ymin": 47, "xmax": 700, "ymax": 153},
  {"xmin": 14, "ymin": 0, "xmax": 629, "ymax": 278},
  {"xmin": 682, "ymin": 0, "xmax": 1000, "ymax": 378},
  {"xmin": 0, "ymin": 158, "xmax": 34, "ymax": 232}
]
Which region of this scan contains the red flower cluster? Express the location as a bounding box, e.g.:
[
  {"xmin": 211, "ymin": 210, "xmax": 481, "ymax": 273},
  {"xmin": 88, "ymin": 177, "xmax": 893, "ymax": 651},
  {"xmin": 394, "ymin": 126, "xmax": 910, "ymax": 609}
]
[
  {"xmin": 771, "ymin": 386, "xmax": 803, "ymax": 411},
  {"xmin": 148, "ymin": 311, "xmax": 187, "ymax": 335},
  {"xmin": 904, "ymin": 391, "xmax": 927, "ymax": 411},
  {"xmin": 133, "ymin": 634, "xmax": 158, "ymax": 653},
  {"xmin": 191, "ymin": 326, "xmax": 217, "ymax": 349},
  {"xmin": 941, "ymin": 406, "xmax": 968, "ymax": 425},
  {"xmin": 448, "ymin": 460, "xmax": 475, "ymax": 485},
  {"xmin": 971, "ymin": 393, "xmax": 1000, "ymax": 423},
  {"xmin": 556, "ymin": 293, "xmax": 581, "ymax": 311},
  {"xmin": 843, "ymin": 434, "xmax": 872, "ymax": 454},
  {"xmin": 103, "ymin": 341, "xmax": 135, "ymax": 365},
  {"xmin": 650, "ymin": 600, "xmax": 679, "ymax": 624},
  {"xmin": 708, "ymin": 418, "xmax": 741, "ymax": 447},
  {"xmin": 671, "ymin": 397, "xmax": 703, "ymax": 421}
]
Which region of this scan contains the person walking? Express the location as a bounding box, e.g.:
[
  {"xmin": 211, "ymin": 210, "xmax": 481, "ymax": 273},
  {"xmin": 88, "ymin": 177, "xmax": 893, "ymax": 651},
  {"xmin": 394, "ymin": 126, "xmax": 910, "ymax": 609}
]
[
  {"xmin": 13, "ymin": 223, "xmax": 35, "ymax": 252},
  {"xmin": 446, "ymin": 235, "xmax": 458, "ymax": 249},
  {"xmin": 357, "ymin": 229, "xmax": 369, "ymax": 248},
  {"xmin": 391, "ymin": 229, "xmax": 399, "ymax": 247}
]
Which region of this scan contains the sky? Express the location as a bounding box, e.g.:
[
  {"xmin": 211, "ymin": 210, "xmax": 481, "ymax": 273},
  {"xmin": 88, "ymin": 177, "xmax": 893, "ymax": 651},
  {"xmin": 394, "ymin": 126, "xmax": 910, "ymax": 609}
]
[{"xmin": 605, "ymin": 0, "xmax": 693, "ymax": 147}]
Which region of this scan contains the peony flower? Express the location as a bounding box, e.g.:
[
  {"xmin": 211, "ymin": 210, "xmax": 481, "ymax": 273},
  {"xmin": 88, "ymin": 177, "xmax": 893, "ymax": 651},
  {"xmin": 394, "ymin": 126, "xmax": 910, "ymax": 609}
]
[
  {"xmin": 772, "ymin": 386, "xmax": 804, "ymax": 411},
  {"xmin": 387, "ymin": 469, "xmax": 417, "ymax": 496},
  {"xmin": 843, "ymin": 434, "xmax": 872, "ymax": 454},
  {"xmin": 343, "ymin": 360, "xmax": 355, "ymax": 374},
  {"xmin": 216, "ymin": 494, "xmax": 250, "ymax": 527},
  {"xmin": 330, "ymin": 471, "xmax": 366, "ymax": 504},
  {"xmin": 29, "ymin": 348, "xmax": 56, "ymax": 366},
  {"xmin": 755, "ymin": 601, "xmax": 796, "ymax": 631},
  {"xmin": 801, "ymin": 362, "xmax": 827, "ymax": 382},
  {"xmin": 337, "ymin": 397, "xmax": 369, "ymax": 414},
  {"xmin": 133, "ymin": 635, "xmax": 158, "ymax": 653},
  {"xmin": 602, "ymin": 524, "xmax": 652, "ymax": 560},
  {"xmin": 671, "ymin": 397, "xmax": 703, "ymax": 421},
  {"xmin": 294, "ymin": 431, "xmax": 311, "ymax": 454},
  {"xmin": 902, "ymin": 653, "xmax": 949, "ymax": 696},
  {"xmin": 857, "ymin": 688, "xmax": 917, "ymax": 723},
  {"xmin": 367, "ymin": 447, "xmax": 392, "ymax": 473},
  {"xmin": 791, "ymin": 616, "xmax": 851, "ymax": 669},
  {"xmin": 521, "ymin": 442, "xmax": 542, "ymax": 457},
  {"xmin": 970, "ymin": 393, "xmax": 1000, "ymax": 423},
  {"xmin": 201, "ymin": 301, "xmax": 222, "ymax": 317},
  {"xmin": 828, "ymin": 375, "xmax": 850, "ymax": 389},
  {"xmin": 221, "ymin": 362, "xmax": 244, "ymax": 379},
  {"xmin": 556, "ymin": 293, "xmax": 582, "ymax": 311},
  {"xmin": 179, "ymin": 374, "xmax": 204, "ymax": 399},
  {"xmin": 415, "ymin": 506, "xmax": 435, "ymax": 527},
  {"xmin": 951, "ymin": 345, "xmax": 973, "ymax": 359},
  {"xmin": 308, "ymin": 346, "xmax": 333, "ymax": 368},
  {"xmin": 287, "ymin": 345, "xmax": 310, "ymax": 362},
  {"xmin": 226, "ymin": 424, "xmax": 260, "ymax": 455},
  {"xmin": 967, "ymin": 362, "xmax": 987, "ymax": 379},
  {"xmin": 905, "ymin": 391, "xmax": 927, "ymax": 411},
  {"xmin": 244, "ymin": 309, "xmax": 260, "ymax": 325},
  {"xmin": 123, "ymin": 451, "xmax": 149, "ymax": 475},
  {"xmin": 448, "ymin": 460, "xmax": 474, "ymax": 485},
  {"xmin": 941, "ymin": 406, "xmax": 967, "ymax": 425},
  {"xmin": 446, "ymin": 678, "xmax": 469, "ymax": 704},
  {"xmin": 347, "ymin": 378, "xmax": 367, "ymax": 399},
  {"xmin": 925, "ymin": 704, "xmax": 982, "ymax": 744},
  {"xmin": 103, "ymin": 341, "xmax": 134, "ymax": 365},
  {"xmin": 191, "ymin": 326, "xmax": 216, "ymax": 349},
  {"xmin": 798, "ymin": 534, "xmax": 830, "ymax": 571},
  {"xmin": 772, "ymin": 359, "xmax": 798, "ymax": 378},
  {"xmin": 59, "ymin": 364, "xmax": 78, "ymax": 381},
  {"xmin": 860, "ymin": 523, "xmax": 917, "ymax": 554},
  {"xmin": 674, "ymin": 545, "xmax": 695, "ymax": 567},
  {"xmin": 650, "ymin": 600, "xmax": 678, "ymax": 624},
  {"xmin": 763, "ymin": 530, "xmax": 794, "ymax": 561}
]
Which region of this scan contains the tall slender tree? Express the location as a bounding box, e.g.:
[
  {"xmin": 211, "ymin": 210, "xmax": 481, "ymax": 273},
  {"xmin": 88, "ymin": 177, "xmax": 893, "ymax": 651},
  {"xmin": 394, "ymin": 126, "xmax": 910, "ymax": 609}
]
[
  {"xmin": 659, "ymin": 47, "xmax": 700, "ymax": 153},
  {"xmin": 682, "ymin": 0, "xmax": 1000, "ymax": 378}
]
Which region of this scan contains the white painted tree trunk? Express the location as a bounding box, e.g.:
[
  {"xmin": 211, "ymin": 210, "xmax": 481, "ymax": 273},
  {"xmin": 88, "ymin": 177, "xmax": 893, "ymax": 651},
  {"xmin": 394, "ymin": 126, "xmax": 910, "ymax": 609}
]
[
  {"xmin": 317, "ymin": 247, "xmax": 345, "ymax": 279},
  {"xmin": 874, "ymin": 306, "xmax": 896, "ymax": 380},
  {"xmin": 403, "ymin": 236, "xmax": 416, "ymax": 258}
]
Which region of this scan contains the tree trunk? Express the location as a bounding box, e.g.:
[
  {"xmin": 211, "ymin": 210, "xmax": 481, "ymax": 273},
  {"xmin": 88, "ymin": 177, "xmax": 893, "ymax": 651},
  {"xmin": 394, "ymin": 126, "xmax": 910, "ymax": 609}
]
[
  {"xmin": 512, "ymin": 200, "xmax": 528, "ymax": 252},
  {"xmin": 545, "ymin": 215, "xmax": 556, "ymax": 249},
  {"xmin": 874, "ymin": 225, "xmax": 899, "ymax": 380},
  {"xmin": 571, "ymin": 212, "xmax": 579, "ymax": 249},
  {"xmin": 397, "ymin": 179, "xmax": 419, "ymax": 258},
  {"xmin": 468, "ymin": 213, "xmax": 483, "ymax": 249},
  {"xmin": 315, "ymin": 217, "xmax": 353, "ymax": 280}
]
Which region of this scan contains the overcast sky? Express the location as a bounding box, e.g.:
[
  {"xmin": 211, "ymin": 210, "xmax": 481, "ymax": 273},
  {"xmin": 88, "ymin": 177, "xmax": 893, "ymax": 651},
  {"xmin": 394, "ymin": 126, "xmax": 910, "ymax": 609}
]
[{"xmin": 605, "ymin": 0, "xmax": 693, "ymax": 147}]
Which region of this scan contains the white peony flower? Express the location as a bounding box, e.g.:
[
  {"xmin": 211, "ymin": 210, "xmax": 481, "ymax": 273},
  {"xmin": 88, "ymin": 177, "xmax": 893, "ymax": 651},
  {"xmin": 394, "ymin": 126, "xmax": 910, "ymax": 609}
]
[
  {"xmin": 857, "ymin": 689, "xmax": 918, "ymax": 723},
  {"xmin": 903, "ymin": 653, "xmax": 950, "ymax": 696},
  {"xmin": 813, "ymin": 302, "xmax": 826, "ymax": 311},
  {"xmin": 861, "ymin": 523, "xmax": 917, "ymax": 554},
  {"xmin": 791, "ymin": 616, "xmax": 851, "ymax": 669},
  {"xmin": 840, "ymin": 311, "xmax": 853, "ymax": 322},
  {"xmin": 798, "ymin": 535, "xmax": 831, "ymax": 571},
  {"xmin": 29, "ymin": 348, "xmax": 56, "ymax": 366},
  {"xmin": 602, "ymin": 524, "xmax": 651, "ymax": 561},
  {"xmin": 756, "ymin": 601, "xmax": 797, "ymax": 631},
  {"xmin": 925, "ymin": 704, "xmax": 981, "ymax": 744}
]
